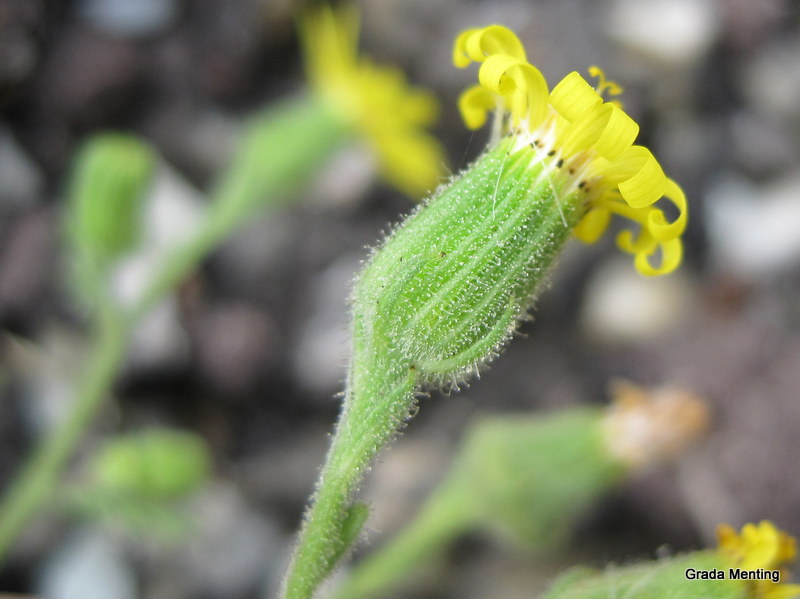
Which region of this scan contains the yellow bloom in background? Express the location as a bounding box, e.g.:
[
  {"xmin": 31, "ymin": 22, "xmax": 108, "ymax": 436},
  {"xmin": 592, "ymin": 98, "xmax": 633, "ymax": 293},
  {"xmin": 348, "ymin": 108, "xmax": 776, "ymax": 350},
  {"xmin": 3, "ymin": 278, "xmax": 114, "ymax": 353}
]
[
  {"xmin": 718, "ymin": 521, "xmax": 800, "ymax": 599},
  {"xmin": 299, "ymin": 5, "xmax": 444, "ymax": 198},
  {"xmin": 453, "ymin": 26, "xmax": 687, "ymax": 275}
]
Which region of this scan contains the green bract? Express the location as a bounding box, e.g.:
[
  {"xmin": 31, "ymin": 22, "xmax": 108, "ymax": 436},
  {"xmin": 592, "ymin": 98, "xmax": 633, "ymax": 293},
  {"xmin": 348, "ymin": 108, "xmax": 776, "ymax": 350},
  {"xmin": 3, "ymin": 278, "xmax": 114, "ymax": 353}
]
[
  {"xmin": 545, "ymin": 552, "xmax": 746, "ymax": 599},
  {"xmin": 355, "ymin": 138, "xmax": 583, "ymax": 384}
]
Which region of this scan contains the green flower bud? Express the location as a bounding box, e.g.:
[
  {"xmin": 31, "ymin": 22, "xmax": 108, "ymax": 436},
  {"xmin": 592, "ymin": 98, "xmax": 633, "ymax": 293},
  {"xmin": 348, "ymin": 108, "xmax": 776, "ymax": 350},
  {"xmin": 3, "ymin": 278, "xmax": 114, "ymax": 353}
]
[
  {"xmin": 354, "ymin": 138, "xmax": 581, "ymax": 384},
  {"xmin": 67, "ymin": 133, "xmax": 155, "ymax": 261},
  {"xmin": 331, "ymin": 384, "xmax": 709, "ymax": 599},
  {"xmin": 90, "ymin": 429, "xmax": 210, "ymax": 501},
  {"xmin": 452, "ymin": 409, "xmax": 621, "ymax": 548},
  {"xmin": 546, "ymin": 552, "xmax": 744, "ymax": 599},
  {"xmin": 207, "ymin": 96, "xmax": 351, "ymax": 236},
  {"xmin": 547, "ymin": 520, "xmax": 800, "ymax": 599}
]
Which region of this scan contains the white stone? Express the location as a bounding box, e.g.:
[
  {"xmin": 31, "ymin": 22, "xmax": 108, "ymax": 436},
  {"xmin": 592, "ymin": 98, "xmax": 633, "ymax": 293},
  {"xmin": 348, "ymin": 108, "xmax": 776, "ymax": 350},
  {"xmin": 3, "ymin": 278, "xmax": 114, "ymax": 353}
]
[
  {"xmin": 705, "ymin": 173, "xmax": 800, "ymax": 279},
  {"xmin": 112, "ymin": 164, "xmax": 205, "ymax": 307},
  {"xmin": 605, "ymin": 0, "xmax": 719, "ymax": 64},
  {"xmin": 292, "ymin": 255, "xmax": 359, "ymax": 394},
  {"xmin": 581, "ymin": 257, "xmax": 694, "ymax": 343},
  {"xmin": 77, "ymin": 0, "xmax": 179, "ymax": 38},
  {"xmin": 38, "ymin": 528, "xmax": 136, "ymax": 599}
]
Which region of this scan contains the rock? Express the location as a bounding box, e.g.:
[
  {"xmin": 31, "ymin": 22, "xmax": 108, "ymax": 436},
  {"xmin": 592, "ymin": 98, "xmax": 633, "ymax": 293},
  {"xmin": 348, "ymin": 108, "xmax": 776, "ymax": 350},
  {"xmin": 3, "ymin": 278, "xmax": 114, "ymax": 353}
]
[
  {"xmin": 112, "ymin": 163, "xmax": 204, "ymax": 308},
  {"xmin": 0, "ymin": 0, "xmax": 43, "ymax": 93},
  {"xmin": 291, "ymin": 254, "xmax": 359, "ymax": 395},
  {"xmin": 580, "ymin": 257, "xmax": 695, "ymax": 344},
  {"xmin": 76, "ymin": 0, "xmax": 180, "ymax": 38},
  {"xmin": 605, "ymin": 0, "xmax": 719, "ymax": 64},
  {"xmin": 0, "ymin": 208, "xmax": 55, "ymax": 331},
  {"xmin": 190, "ymin": 301, "xmax": 276, "ymax": 395},
  {"xmin": 143, "ymin": 483, "xmax": 286, "ymax": 599},
  {"xmin": 705, "ymin": 173, "xmax": 800, "ymax": 280},
  {"xmin": 741, "ymin": 32, "xmax": 800, "ymax": 125},
  {"xmin": 0, "ymin": 125, "xmax": 45, "ymax": 209},
  {"xmin": 37, "ymin": 527, "xmax": 137, "ymax": 599}
]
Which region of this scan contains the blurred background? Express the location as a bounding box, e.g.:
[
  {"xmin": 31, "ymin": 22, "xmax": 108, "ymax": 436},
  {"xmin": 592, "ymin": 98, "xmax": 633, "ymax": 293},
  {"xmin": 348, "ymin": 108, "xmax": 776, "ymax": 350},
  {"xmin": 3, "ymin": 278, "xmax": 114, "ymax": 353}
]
[{"xmin": 1, "ymin": 0, "xmax": 800, "ymax": 597}]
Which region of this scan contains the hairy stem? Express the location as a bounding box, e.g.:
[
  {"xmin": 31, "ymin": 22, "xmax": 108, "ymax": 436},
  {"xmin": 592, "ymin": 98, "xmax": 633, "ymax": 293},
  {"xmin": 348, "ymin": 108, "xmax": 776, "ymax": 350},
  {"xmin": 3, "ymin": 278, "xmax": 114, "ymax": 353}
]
[
  {"xmin": 0, "ymin": 308, "xmax": 130, "ymax": 562},
  {"xmin": 330, "ymin": 477, "xmax": 474, "ymax": 599},
  {"xmin": 281, "ymin": 350, "xmax": 417, "ymax": 599}
]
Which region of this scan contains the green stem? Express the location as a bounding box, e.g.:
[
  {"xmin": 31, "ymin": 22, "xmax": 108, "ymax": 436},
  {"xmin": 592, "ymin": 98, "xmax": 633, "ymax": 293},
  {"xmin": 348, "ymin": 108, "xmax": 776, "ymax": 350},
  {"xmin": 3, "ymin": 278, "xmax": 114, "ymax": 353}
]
[
  {"xmin": 133, "ymin": 95, "xmax": 349, "ymax": 320},
  {"xmin": 0, "ymin": 308, "xmax": 130, "ymax": 562},
  {"xmin": 330, "ymin": 478, "xmax": 475, "ymax": 599},
  {"xmin": 0, "ymin": 94, "xmax": 350, "ymax": 565},
  {"xmin": 281, "ymin": 355, "xmax": 417, "ymax": 599}
]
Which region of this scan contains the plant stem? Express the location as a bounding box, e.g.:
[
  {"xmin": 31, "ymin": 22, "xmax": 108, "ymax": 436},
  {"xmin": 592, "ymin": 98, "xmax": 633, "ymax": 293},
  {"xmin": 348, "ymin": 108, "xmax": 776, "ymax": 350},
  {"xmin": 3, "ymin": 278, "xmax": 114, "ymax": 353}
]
[
  {"xmin": 329, "ymin": 478, "xmax": 475, "ymax": 599},
  {"xmin": 0, "ymin": 308, "xmax": 130, "ymax": 563},
  {"xmin": 281, "ymin": 353, "xmax": 417, "ymax": 599},
  {"xmin": 0, "ymin": 95, "xmax": 350, "ymax": 566}
]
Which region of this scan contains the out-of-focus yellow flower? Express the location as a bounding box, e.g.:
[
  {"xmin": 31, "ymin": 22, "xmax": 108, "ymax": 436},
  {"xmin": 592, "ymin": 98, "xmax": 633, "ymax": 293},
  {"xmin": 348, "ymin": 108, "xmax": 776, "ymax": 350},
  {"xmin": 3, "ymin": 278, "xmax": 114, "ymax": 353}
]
[
  {"xmin": 299, "ymin": 5, "xmax": 444, "ymax": 198},
  {"xmin": 601, "ymin": 380, "xmax": 709, "ymax": 469},
  {"xmin": 718, "ymin": 521, "xmax": 800, "ymax": 599},
  {"xmin": 453, "ymin": 26, "xmax": 687, "ymax": 275}
]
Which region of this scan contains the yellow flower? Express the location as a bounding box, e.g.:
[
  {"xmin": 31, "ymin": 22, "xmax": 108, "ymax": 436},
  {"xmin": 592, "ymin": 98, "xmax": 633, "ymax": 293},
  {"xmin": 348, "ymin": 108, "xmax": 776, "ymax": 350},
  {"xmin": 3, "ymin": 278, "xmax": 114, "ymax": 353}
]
[
  {"xmin": 453, "ymin": 25, "xmax": 687, "ymax": 275},
  {"xmin": 299, "ymin": 5, "xmax": 444, "ymax": 198},
  {"xmin": 717, "ymin": 521, "xmax": 800, "ymax": 599}
]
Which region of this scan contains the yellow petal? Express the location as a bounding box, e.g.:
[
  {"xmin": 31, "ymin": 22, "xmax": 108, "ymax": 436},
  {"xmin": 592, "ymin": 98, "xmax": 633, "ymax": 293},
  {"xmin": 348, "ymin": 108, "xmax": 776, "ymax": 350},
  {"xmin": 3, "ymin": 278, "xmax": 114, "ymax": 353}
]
[
  {"xmin": 616, "ymin": 225, "xmax": 657, "ymax": 256},
  {"xmin": 765, "ymin": 583, "xmax": 800, "ymax": 599},
  {"xmin": 453, "ymin": 28, "xmax": 482, "ymax": 67},
  {"xmin": 573, "ymin": 208, "xmax": 611, "ymax": 244},
  {"xmin": 633, "ymin": 237, "xmax": 682, "ymax": 276},
  {"xmin": 453, "ymin": 25, "xmax": 527, "ymax": 68},
  {"xmin": 458, "ymin": 85, "xmax": 498, "ymax": 130},
  {"xmin": 646, "ymin": 179, "xmax": 687, "ymax": 241},
  {"xmin": 614, "ymin": 146, "xmax": 667, "ymax": 209},
  {"xmin": 588, "ymin": 65, "xmax": 623, "ymax": 97},
  {"xmin": 592, "ymin": 104, "xmax": 639, "ymax": 159},
  {"xmin": 558, "ymin": 103, "xmax": 638, "ymax": 159},
  {"xmin": 478, "ymin": 55, "xmax": 548, "ymax": 127},
  {"xmin": 550, "ymin": 72, "xmax": 602, "ymax": 122}
]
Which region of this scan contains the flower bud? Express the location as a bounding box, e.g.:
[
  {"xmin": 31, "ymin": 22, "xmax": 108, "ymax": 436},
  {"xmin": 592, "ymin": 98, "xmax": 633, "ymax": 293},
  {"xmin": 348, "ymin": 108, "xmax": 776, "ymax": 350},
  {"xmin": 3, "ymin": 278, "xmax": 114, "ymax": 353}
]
[
  {"xmin": 67, "ymin": 133, "xmax": 155, "ymax": 261},
  {"xmin": 546, "ymin": 521, "xmax": 800, "ymax": 599},
  {"xmin": 90, "ymin": 429, "xmax": 210, "ymax": 501},
  {"xmin": 353, "ymin": 138, "xmax": 583, "ymax": 385}
]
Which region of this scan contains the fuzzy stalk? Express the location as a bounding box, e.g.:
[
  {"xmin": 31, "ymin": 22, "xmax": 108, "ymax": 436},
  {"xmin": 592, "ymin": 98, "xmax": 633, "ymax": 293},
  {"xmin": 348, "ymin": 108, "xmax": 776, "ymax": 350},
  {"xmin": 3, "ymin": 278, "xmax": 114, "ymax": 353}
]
[
  {"xmin": 281, "ymin": 347, "xmax": 417, "ymax": 599},
  {"xmin": 0, "ymin": 306, "xmax": 130, "ymax": 562},
  {"xmin": 328, "ymin": 475, "xmax": 475, "ymax": 599}
]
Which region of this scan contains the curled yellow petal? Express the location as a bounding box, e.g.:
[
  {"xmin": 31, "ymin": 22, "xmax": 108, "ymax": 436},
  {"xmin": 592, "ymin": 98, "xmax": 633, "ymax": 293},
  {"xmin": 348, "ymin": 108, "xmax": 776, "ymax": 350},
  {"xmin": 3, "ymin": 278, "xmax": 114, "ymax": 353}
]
[
  {"xmin": 573, "ymin": 208, "xmax": 611, "ymax": 244},
  {"xmin": 458, "ymin": 85, "xmax": 498, "ymax": 130},
  {"xmin": 592, "ymin": 104, "xmax": 639, "ymax": 159},
  {"xmin": 558, "ymin": 102, "xmax": 638, "ymax": 159},
  {"xmin": 616, "ymin": 224, "xmax": 657, "ymax": 256},
  {"xmin": 550, "ymin": 72, "xmax": 602, "ymax": 122},
  {"xmin": 646, "ymin": 178, "xmax": 687, "ymax": 241},
  {"xmin": 612, "ymin": 146, "xmax": 667, "ymax": 209},
  {"xmin": 453, "ymin": 28, "xmax": 482, "ymax": 67},
  {"xmin": 477, "ymin": 55, "xmax": 548, "ymax": 127},
  {"xmin": 453, "ymin": 25, "xmax": 527, "ymax": 68},
  {"xmin": 633, "ymin": 237, "xmax": 683, "ymax": 276}
]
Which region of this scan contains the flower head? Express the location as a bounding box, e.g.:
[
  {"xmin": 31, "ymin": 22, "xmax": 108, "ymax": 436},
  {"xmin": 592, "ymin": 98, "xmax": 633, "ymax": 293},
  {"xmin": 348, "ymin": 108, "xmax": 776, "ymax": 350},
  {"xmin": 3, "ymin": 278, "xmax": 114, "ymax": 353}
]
[
  {"xmin": 601, "ymin": 380, "xmax": 709, "ymax": 470},
  {"xmin": 454, "ymin": 26, "xmax": 687, "ymax": 275},
  {"xmin": 717, "ymin": 521, "xmax": 800, "ymax": 599},
  {"xmin": 299, "ymin": 5, "xmax": 444, "ymax": 197}
]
